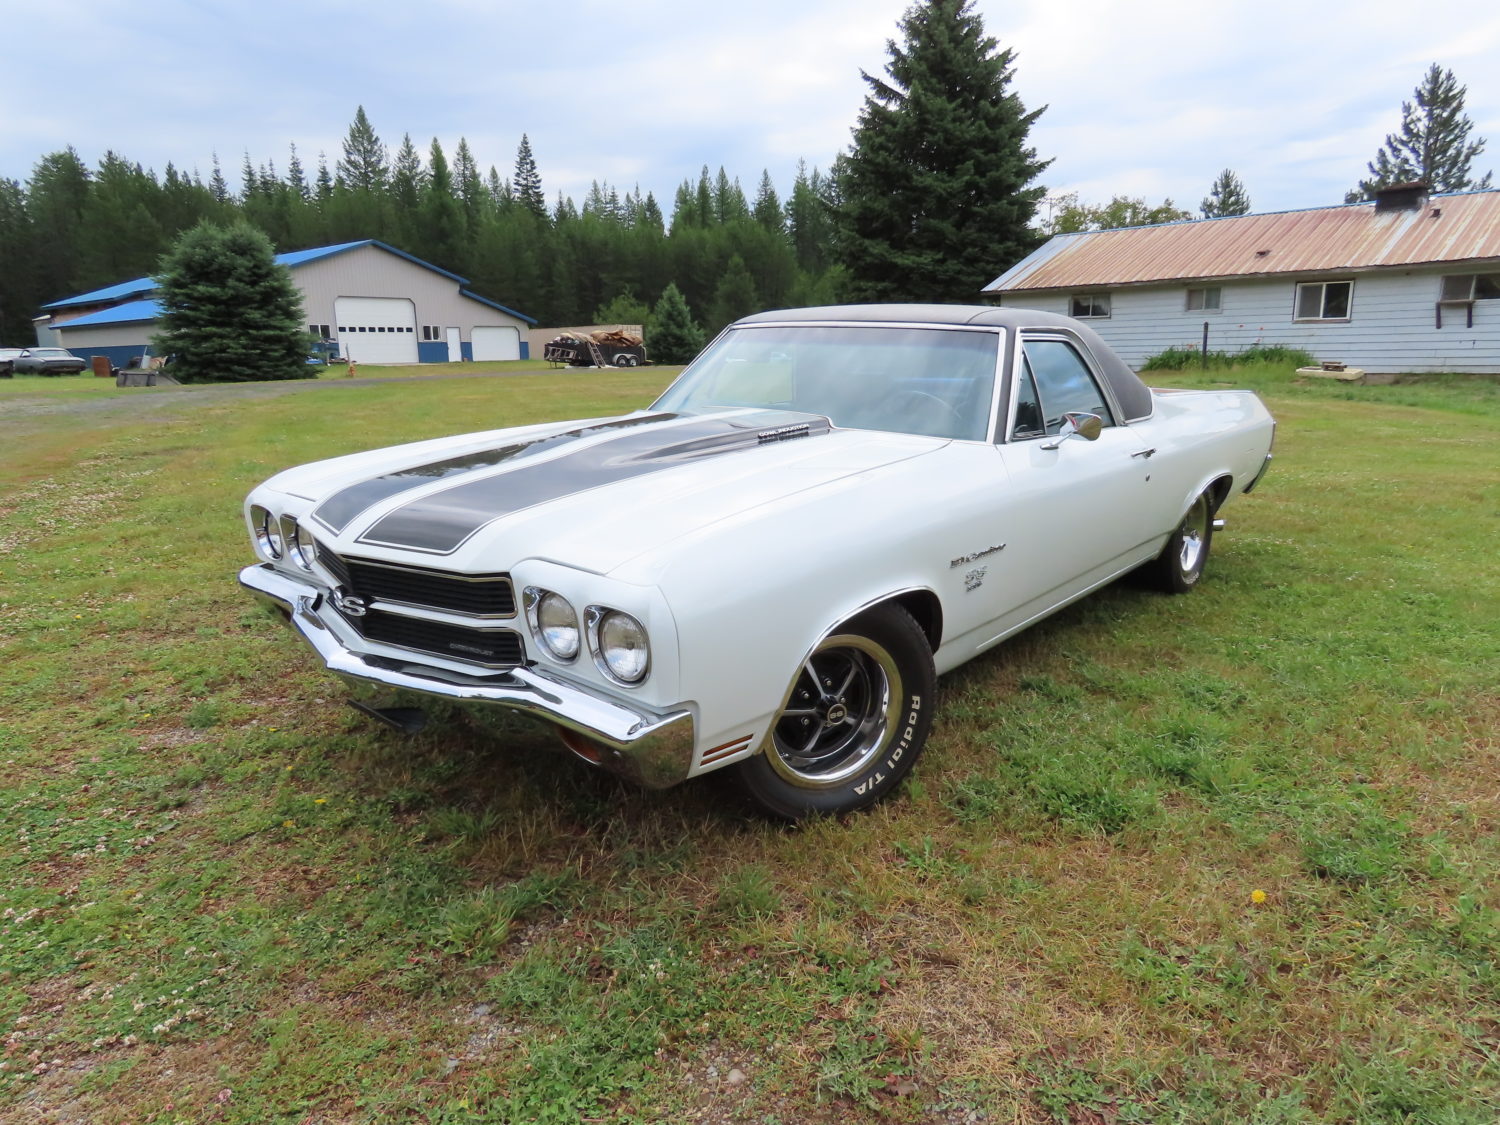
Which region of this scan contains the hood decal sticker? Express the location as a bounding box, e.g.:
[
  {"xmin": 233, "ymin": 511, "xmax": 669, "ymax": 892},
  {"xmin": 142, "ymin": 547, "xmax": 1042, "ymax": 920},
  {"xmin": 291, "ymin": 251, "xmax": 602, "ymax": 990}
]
[
  {"xmin": 356, "ymin": 411, "xmax": 832, "ymax": 554},
  {"xmin": 312, "ymin": 414, "xmax": 679, "ymax": 533}
]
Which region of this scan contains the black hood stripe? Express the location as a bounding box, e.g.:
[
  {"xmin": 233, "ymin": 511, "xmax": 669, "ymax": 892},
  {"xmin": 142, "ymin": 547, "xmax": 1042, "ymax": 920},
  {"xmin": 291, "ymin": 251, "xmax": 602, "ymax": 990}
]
[
  {"xmin": 312, "ymin": 414, "xmax": 679, "ymax": 533},
  {"xmin": 356, "ymin": 410, "xmax": 831, "ymax": 554}
]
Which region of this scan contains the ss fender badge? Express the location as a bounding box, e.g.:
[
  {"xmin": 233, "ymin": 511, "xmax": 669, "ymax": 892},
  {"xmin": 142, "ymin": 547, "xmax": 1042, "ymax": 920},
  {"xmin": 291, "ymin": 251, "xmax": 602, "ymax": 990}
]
[
  {"xmin": 963, "ymin": 567, "xmax": 988, "ymax": 593},
  {"xmin": 950, "ymin": 543, "xmax": 1005, "ymax": 568}
]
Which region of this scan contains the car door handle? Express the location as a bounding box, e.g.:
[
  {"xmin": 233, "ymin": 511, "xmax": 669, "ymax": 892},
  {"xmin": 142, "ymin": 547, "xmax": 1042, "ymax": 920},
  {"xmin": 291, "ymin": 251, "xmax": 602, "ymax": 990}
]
[{"xmin": 1131, "ymin": 448, "xmax": 1156, "ymax": 459}]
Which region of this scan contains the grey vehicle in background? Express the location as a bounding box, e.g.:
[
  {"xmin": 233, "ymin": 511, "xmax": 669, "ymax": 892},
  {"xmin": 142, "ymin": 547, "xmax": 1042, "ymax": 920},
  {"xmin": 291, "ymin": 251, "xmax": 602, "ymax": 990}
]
[{"xmin": 11, "ymin": 347, "xmax": 87, "ymax": 375}]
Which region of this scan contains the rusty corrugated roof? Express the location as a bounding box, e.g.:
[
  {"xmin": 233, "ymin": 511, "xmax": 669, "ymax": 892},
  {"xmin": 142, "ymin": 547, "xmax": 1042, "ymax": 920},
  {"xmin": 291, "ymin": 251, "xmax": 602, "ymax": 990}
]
[{"xmin": 985, "ymin": 189, "xmax": 1500, "ymax": 293}]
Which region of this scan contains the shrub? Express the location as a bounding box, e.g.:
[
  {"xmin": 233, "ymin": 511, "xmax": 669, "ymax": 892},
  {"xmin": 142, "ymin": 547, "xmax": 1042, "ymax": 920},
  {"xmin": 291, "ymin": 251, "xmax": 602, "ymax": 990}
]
[{"xmin": 1140, "ymin": 344, "xmax": 1316, "ymax": 371}]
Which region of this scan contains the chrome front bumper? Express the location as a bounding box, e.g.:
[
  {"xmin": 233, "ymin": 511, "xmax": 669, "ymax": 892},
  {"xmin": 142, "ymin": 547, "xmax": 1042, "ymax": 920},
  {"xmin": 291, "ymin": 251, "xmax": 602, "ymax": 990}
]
[{"xmin": 237, "ymin": 564, "xmax": 696, "ymax": 788}]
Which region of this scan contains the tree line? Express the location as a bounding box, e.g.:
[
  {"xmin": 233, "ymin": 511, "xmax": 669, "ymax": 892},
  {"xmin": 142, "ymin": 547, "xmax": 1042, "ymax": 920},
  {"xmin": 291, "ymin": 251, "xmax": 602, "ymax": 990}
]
[{"xmin": 0, "ymin": 106, "xmax": 845, "ymax": 348}]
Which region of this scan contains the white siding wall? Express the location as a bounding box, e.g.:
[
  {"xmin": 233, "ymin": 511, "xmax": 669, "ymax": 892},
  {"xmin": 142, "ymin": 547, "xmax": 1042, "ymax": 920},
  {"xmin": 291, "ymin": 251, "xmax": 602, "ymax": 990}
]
[
  {"xmin": 1001, "ymin": 266, "xmax": 1500, "ymax": 373},
  {"xmin": 54, "ymin": 323, "xmax": 153, "ymax": 351},
  {"xmin": 294, "ymin": 245, "xmax": 529, "ymax": 347}
]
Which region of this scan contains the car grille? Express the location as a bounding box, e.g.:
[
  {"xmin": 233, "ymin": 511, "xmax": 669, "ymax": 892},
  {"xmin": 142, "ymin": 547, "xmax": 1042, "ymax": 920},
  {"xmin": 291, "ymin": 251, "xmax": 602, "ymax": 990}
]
[
  {"xmin": 321, "ymin": 551, "xmax": 516, "ymax": 617},
  {"xmin": 351, "ymin": 609, "xmax": 525, "ymax": 668}
]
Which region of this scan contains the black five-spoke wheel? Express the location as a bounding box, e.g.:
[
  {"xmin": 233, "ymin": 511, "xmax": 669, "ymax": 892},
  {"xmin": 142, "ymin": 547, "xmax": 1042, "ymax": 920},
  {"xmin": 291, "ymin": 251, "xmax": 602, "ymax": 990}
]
[{"xmin": 734, "ymin": 604, "xmax": 935, "ymax": 819}]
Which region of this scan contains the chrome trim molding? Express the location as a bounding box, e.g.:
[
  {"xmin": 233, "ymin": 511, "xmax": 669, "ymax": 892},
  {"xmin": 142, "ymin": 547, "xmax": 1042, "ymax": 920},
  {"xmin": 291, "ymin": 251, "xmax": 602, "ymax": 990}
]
[
  {"xmin": 239, "ymin": 564, "xmax": 695, "ymax": 788},
  {"xmin": 1244, "ymin": 451, "xmax": 1273, "ymax": 494}
]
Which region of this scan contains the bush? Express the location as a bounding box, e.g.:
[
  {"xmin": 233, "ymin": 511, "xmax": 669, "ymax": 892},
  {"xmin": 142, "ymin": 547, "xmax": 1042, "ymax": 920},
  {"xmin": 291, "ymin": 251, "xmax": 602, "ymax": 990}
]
[
  {"xmin": 152, "ymin": 221, "xmax": 312, "ymax": 384},
  {"xmin": 1140, "ymin": 344, "xmax": 1316, "ymax": 371}
]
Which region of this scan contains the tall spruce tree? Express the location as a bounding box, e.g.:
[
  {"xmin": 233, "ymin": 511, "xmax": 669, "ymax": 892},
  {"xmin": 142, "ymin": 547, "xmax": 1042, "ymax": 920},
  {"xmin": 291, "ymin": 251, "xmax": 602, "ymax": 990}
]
[
  {"xmin": 753, "ymin": 171, "xmax": 783, "ymax": 233},
  {"xmin": 513, "ymin": 134, "xmax": 547, "ymax": 219},
  {"xmin": 1347, "ymin": 64, "xmax": 1493, "ymax": 201},
  {"xmin": 153, "ymin": 221, "xmax": 309, "ymax": 383},
  {"xmin": 338, "ymin": 106, "xmax": 389, "ymax": 192},
  {"xmin": 839, "ymin": 0, "xmax": 1049, "ymax": 302},
  {"xmin": 1200, "ymin": 169, "xmax": 1251, "ymax": 217}
]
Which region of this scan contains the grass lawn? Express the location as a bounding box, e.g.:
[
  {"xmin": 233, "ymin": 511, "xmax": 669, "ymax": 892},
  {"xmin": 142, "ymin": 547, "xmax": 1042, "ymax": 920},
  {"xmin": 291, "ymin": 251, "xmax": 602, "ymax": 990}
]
[{"xmin": 0, "ymin": 364, "xmax": 1496, "ymax": 1123}]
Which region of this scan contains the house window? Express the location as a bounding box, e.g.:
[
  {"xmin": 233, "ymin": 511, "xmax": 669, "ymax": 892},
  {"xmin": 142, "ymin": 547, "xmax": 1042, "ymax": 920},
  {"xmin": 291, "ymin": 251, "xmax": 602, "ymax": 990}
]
[
  {"xmin": 308, "ymin": 323, "xmax": 332, "ymax": 339},
  {"xmin": 1440, "ymin": 274, "xmax": 1500, "ymax": 301},
  {"xmin": 1185, "ymin": 287, "xmax": 1221, "ymax": 312},
  {"xmin": 1070, "ymin": 293, "xmax": 1111, "ymax": 319},
  {"xmin": 1294, "ymin": 280, "xmax": 1353, "ymax": 320}
]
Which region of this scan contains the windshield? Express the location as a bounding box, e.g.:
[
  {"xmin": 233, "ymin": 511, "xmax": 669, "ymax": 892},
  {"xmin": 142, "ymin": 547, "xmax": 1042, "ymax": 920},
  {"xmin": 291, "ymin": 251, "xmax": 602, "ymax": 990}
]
[{"xmin": 652, "ymin": 324, "xmax": 1002, "ymax": 441}]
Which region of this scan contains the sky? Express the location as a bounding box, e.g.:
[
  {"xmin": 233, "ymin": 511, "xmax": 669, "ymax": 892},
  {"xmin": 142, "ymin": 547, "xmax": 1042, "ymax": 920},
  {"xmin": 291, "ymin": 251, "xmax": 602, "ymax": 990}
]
[{"xmin": 4, "ymin": 0, "xmax": 1499, "ymax": 221}]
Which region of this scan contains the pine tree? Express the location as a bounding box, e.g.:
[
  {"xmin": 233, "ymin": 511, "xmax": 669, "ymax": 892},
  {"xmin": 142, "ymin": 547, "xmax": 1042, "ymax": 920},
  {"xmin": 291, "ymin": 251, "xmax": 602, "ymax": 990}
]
[
  {"xmin": 25, "ymin": 148, "xmax": 92, "ymax": 302},
  {"xmin": 839, "ymin": 0, "xmax": 1050, "ymax": 302},
  {"xmin": 391, "ymin": 134, "xmax": 426, "ymax": 216},
  {"xmin": 513, "ymin": 134, "xmax": 547, "ymax": 220},
  {"xmin": 421, "ymin": 139, "xmax": 465, "ymax": 270},
  {"xmin": 0, "ymin": 177, "xmax": 35, "ymax": 344},
  {"xmin": 286, "ymin": 144, "xmax": 309, "ymax": 201},
  {"xmin": 338, "ymin": 106, "xmax": 388, "ymax": 192},
  {"xmin": 153, "ymin": 221, "xmax": 310, "ymax": 383},
  {"xmin": 707, "ymin": 254, "xmax": 760, "ymax": 334},
  {"xmin": 209, "ymin": 153, "xmax": 230, "ymax": 204},
  {"xmin": 1200, "ymin": 169, "xmax": 1251, "ymax": 217},
  {"xmin": 648, "ymin": 283, "xmax": 705, "ymax": 363},
  {"xmin": 315, "ymin": 154, "xmax": 334, "ymax": 204},
  {"xmin": 1347, "ymin": 64, "xmax": 1493, "ymax": 201},
  {"xmin": 753, "ymin": 171, "xmax": 783, "ymax": 233},
  {"xmin": 454, "ymin": 138, "xmax": 485, "ymax": 226}
]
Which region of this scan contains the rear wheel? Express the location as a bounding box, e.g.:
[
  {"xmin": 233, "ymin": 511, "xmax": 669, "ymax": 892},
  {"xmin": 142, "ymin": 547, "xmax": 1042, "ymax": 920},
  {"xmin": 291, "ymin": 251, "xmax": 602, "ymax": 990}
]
[
  {"xmin": 1150, "ymin": 490, "xmax": 1214, "ymax": 593},
  {"xmin": 733, "ymin": 604, "xmax": 935, "ymax": 819}
]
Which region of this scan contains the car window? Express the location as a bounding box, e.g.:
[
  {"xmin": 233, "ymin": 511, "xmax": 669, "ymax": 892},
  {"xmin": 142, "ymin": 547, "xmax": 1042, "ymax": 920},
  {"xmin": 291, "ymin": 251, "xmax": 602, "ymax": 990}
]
[
  {"xmin": 654, "ymin": 325, "xmax": 1001, "ymax": 442},
  {"xmin": 1010, "ymin": 358, "xmax": 1046, "ymax": 439},
  {"xmin": 1019, "ymin": 339, "xmax": 1115, "ymax": 436}
]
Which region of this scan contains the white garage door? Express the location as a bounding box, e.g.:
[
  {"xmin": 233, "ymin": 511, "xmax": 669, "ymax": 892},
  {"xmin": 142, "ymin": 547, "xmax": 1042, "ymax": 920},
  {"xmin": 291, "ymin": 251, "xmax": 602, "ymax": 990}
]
[
  {"xmin": 334, "ymin": 297, "xmax": 418, "ymax": 364},
  {"xmin": 471, "ymin": 326, "xmax": 521, "ymax": 362}
]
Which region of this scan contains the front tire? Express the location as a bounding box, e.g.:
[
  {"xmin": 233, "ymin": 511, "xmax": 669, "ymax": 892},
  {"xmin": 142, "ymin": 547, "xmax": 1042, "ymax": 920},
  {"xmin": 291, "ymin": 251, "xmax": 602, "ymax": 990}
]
[
  {"xmin": 1150, "ymin": 490, "xmax": 1214, "ymax": 593},
  {"xmin": 732, "ymin": 604, "xmax": 935, "ymax": 820}
]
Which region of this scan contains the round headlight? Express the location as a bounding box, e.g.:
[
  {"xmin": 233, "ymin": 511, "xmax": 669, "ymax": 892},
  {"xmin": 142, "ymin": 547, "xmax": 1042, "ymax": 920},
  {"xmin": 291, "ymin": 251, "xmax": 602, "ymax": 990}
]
[
  {"xmin": 596, "ymin": 610, "xmax": 649, "ymax": 683},
  {"xmin": 280, "ymin": 516, "xmax": 317, "ymax": 570},
  {"xmin": 535, "ymin": 591, "xmax": 580, "ymax": 661},
  {"xmin": 250, "ymin": 505, "xmax": 282, "ymax": 560}
]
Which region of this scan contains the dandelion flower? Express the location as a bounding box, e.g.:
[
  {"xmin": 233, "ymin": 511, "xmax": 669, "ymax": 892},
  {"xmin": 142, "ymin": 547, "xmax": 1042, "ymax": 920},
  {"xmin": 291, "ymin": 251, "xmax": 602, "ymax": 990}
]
[
  {"xmin": 1251, "ymin": 889, "xmax": 1267, "ymax": 905},
  {"xmin": 314, "ymin": 798, "xmax": 326, "ymax": 805},
  {"xmin": 282, "ymin": 820, "xmax": 295, "ymax": 828}
]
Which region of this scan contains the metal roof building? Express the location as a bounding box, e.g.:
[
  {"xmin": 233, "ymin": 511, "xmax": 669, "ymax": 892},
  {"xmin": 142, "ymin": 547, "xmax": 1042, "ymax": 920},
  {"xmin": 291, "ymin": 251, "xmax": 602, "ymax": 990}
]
[
  {"xmin": 984, "ymin": 187, "xmax": 1500, "ymax": 374},
  {"xmin": 37, "ymin": 240, "xmax": 536, "ymax": 369}
]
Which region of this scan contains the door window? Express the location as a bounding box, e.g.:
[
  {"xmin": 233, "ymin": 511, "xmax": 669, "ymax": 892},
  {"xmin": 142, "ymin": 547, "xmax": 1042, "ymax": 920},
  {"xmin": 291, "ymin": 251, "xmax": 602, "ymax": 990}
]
[{"xmin": 1011, "ymin": 339, "xmax": 1114, "ymax": 439}]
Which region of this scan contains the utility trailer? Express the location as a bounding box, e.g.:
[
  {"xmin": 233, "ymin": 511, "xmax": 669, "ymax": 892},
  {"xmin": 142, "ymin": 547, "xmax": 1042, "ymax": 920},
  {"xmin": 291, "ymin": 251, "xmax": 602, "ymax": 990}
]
[{"xmin": 543, "ymin": 329, "xmax": 646, "ymax": 368}]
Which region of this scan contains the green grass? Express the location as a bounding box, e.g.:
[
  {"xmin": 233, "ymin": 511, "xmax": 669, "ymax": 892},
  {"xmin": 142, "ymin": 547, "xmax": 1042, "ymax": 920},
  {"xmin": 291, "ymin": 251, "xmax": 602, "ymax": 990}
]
[{"xmin": 1, "ymin": 362, "xmax": 1497, "ymax": 1122}]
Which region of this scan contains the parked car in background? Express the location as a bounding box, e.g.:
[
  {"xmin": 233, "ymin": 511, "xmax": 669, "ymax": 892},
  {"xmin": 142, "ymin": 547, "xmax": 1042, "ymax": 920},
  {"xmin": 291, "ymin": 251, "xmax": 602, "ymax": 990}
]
[
  {"xmin": 240, "ymin": 305, "xmax": 1275, "ymax": 819},
  {"xmin": 0, "ymin": 348, "xmax": 19, "ymax": 377},
  {"xmin": 12, "ymin": 347, "xmax": 87, "ymax": 375}
]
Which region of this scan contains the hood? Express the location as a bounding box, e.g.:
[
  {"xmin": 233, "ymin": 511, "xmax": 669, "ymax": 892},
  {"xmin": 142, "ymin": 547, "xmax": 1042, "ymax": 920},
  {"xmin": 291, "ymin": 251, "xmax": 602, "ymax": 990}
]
[{"xmin": 269, "ymin": 410, "xmax": 944, "ymax": 577}]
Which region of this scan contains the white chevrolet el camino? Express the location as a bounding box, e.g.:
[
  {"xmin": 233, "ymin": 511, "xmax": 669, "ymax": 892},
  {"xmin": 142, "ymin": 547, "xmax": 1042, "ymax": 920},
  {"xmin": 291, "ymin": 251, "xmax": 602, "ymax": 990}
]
[{"xmin": 240, "ymin": 305, "xmax": 1275, "ymax": 818}]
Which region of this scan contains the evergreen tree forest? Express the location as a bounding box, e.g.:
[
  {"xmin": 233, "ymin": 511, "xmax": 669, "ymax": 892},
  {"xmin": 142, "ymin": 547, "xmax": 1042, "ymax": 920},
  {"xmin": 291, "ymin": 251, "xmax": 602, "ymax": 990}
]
[{"xmin": 0, "ymin": 109, "xmax": 847, "ymax": 346}]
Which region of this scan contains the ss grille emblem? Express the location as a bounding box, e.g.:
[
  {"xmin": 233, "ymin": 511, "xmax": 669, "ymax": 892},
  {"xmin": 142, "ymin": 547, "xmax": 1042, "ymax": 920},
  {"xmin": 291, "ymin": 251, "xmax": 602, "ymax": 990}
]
[{"xmin": 333, "ymin": 589, "xmax": 370, "ymax": 617}]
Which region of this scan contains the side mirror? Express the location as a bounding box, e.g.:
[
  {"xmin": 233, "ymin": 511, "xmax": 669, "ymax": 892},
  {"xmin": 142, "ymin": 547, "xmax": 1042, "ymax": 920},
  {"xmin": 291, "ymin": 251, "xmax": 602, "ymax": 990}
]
[{"xmin": 1041, "ymin": 412, "xmax": 1103, "ymax": 449}]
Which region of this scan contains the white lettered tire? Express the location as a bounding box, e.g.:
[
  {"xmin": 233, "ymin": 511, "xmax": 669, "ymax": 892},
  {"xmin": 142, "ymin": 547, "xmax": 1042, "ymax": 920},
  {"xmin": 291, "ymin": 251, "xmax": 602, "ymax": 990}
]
[{"xmin": 733, "ymin": 604, "xmax": 936, "ymax": 819}]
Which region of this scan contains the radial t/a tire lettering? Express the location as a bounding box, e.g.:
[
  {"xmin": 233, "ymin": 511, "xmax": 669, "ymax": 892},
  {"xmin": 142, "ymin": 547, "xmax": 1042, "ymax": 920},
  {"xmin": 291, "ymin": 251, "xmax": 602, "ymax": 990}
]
[{"xmin": 732, "ymin": 604, "xmax": 936, "ymax": 820}]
